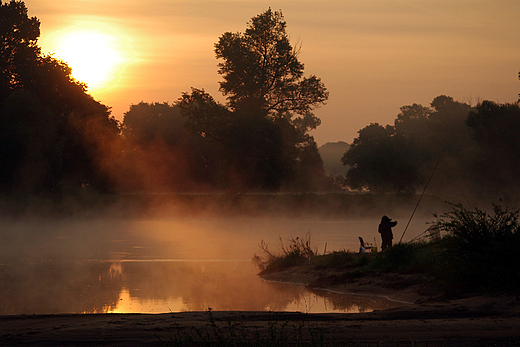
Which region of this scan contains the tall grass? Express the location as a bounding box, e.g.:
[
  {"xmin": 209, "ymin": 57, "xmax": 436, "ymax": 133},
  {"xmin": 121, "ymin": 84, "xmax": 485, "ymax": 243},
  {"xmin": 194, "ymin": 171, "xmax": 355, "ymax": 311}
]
[{"xmin": 258, "ymin": 234, "xmax": 316, "ymax": 273}]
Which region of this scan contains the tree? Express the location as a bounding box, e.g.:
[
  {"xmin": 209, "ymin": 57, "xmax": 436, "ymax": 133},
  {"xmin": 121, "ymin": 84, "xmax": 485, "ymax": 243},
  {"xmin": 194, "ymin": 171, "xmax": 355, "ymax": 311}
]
[
  {"xmin": 119, "ymin": 102, "xmax": 219, "ymax": 192},
  {"xmin": 341, "ymin": 96, "xmax": 485, "ymax": 195},
  {"xmin": 342, "ymin": 123, "xmax": 421, "ymax": 193},
  {"xmin": 0, "ymin": 0, "xmax": 40, "ymax": 100},
  {"xmin": 215, "ymin": 8, "xmax": 328, "ymax": 122},
  {"xmin": 466, "ymin": 101, "xmax": 520, "ymax": 197},
  {"xmin": 178, "ymin": 9, "xmax": 329, "ymax": 191},
  {"xmin": 0, "ymin": 1, "xmax": 120, "ymax": 196},
  {"xmin": 394, "ymin": 103, "xmax": 431, "ymax": 138},
  {"xmin": 177, "ymin": 89, "xmax": 291, "ymax": 190}
]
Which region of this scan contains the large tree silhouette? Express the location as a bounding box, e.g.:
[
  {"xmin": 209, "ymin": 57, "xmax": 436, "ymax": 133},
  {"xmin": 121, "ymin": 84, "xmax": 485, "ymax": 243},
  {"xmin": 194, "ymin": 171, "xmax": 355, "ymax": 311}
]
[
  {"xmin": 179, "ymin": 9, "xmax": 329, "ymax": 191},
  {"xmin": 215, "ymin": 8, "xmax": 328, "ymax": 123}
]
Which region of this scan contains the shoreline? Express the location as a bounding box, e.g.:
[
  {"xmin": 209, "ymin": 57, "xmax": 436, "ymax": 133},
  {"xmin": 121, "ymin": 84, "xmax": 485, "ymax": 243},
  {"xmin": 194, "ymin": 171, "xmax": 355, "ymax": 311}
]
[
  {"xmin": 2, "ymin": 267, "xmax": 520, "ymax": 346},
  {"xmin": 259, "ymin": 263, "xmax": 427, "ymax": 305}
]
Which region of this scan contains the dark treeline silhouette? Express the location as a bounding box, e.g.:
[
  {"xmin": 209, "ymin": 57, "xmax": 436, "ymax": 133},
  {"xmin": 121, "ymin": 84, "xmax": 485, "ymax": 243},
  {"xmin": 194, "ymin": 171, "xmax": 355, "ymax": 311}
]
[
  {"xmin": 1, "ymin": 3, "xmax": 332, "ymax": 202},
  {"xmin": 2, "ymin": 1, "xmax": 520, "ymax": 209},
  {"xmin": 342, "ymin": 95, "xmax": 520, "ymax": 201}
]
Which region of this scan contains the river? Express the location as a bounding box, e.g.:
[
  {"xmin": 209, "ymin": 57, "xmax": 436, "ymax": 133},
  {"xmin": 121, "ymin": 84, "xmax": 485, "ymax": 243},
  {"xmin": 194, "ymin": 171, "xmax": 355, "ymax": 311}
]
[{"xmin": 0, "ymin": 216, "xmax": 431, "ymax": 315}]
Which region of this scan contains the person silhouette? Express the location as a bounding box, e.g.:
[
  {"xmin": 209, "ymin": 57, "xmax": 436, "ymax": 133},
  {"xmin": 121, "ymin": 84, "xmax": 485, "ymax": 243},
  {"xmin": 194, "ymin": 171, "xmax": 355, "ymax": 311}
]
[{"xmin": 378, "ymin": 215, "xmax": 397, "ymax": 250}]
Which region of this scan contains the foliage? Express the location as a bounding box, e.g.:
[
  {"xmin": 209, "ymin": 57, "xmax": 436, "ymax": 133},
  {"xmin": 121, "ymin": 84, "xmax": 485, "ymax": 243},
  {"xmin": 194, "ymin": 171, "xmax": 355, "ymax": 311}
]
[
  {"xmin": 177, "ymin": 9, "xmax": 330, "ymax": 192},
  {"xmin": 215, "ymin": 8, "xmax": 328, "ymax": 120},
  {"xmin": 312, "ymin": 250, "xmax": 358, "ymax": 270},
  {"xmin": 466, "ymin": 101, "xmax": 520, "ymax": 198},
  {"xmin": 435, "ymin": 203, "xmax": 520, "ymax": 295},
  {"xmin": 0, "ymin": 1, "xmax": 120, "ymax": 196},
  {"xmin": 0, "ymin": 0, "xmax": 41, "ymax": 99},
  {"xmin": 341, "ymin": 95, "xmax": 480, "ymax": 194},
  {"xmin": 342, "ymin": 123, "xmax": 422, "ymax": 193},
  {"xmin": 119, "ymin": 102, "xmax": 216, "ymax": 192},
  {"xmin": 370, "ymin": 241, "xmax": 441, "ymax": 274}
]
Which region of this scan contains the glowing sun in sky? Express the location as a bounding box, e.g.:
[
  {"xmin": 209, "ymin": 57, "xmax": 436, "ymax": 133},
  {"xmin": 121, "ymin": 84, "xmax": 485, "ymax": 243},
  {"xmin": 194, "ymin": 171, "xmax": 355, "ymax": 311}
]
[{"xmin": 51, "ymin": 28, "xmax": 129, "ymax": 92}]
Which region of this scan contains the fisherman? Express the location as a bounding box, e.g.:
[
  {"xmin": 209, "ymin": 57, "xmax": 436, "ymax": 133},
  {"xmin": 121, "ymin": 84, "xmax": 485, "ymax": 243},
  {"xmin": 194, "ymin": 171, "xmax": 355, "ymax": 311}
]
[{"xmin": 378, "ymin": 215, "xmax": 397, "ymax": 250}]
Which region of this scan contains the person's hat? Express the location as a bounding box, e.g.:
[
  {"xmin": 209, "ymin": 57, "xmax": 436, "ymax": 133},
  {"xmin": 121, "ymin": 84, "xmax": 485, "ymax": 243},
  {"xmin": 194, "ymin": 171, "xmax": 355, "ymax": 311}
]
[{"xmin": 382, "ymin": 215, "xmax": 391, "ymax": 222}]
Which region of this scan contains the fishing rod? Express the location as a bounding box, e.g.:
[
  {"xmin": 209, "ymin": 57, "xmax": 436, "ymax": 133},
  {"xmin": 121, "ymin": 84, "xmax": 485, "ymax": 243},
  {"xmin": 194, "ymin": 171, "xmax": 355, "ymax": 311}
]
[{"xmin": 399, "ymin": 146, "xmax": 446, "ymax": 244}]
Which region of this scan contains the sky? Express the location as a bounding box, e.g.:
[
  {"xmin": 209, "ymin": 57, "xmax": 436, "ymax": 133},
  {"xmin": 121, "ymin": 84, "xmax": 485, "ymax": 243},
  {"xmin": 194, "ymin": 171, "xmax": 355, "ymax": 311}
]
[{"xmin": 24, "ymin": 0, "xmax": 520, "ymax": 145}]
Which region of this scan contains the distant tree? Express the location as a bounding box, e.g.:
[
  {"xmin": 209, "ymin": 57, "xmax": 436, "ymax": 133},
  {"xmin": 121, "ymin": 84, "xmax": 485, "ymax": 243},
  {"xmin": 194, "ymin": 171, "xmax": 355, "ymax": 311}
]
[
  {"xmin": 466, "ymin": 101, "xmax": 520, "ymax": 197},
  {"xmin": 177, "ymin": 88, "xmax": 233, "ymax": 143},
  {"xmin": 429, "ymin": 95, "xmax": 473, "ymax": 150},
  {"xmin": 394, "ymin": 103, "xmax": 431, "ymax": 138},
  {"xmin": 342, "ymin": 96, "xmax": 477, "ymax": 194},
  {"xmin": 342, "ymin": 123, "xmax": 421, "ymax": 193},
  {"xmin": 122, "ymin": 102, "xmax": 186, "ymax": 147},
  {"xmin": 0, "ymin": 1, "xmax": 120, "ymax": 196}
]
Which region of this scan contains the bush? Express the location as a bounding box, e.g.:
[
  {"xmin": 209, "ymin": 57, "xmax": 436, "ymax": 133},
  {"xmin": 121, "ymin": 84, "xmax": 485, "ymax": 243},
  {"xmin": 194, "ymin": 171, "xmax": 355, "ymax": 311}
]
[{"xmin": 436, "ymin": 202, "xmax": 520, "ymax": 295}]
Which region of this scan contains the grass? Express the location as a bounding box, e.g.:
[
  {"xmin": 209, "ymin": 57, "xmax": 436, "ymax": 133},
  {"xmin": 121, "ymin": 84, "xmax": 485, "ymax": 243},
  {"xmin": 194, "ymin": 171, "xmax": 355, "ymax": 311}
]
[
  {"xmin": 257, "ymin": 234, "xmax": 316, "ymax": 274},
  {"xmin": 257, "ymin": 202, "xmax": 520, "ymax": 297},
  {"xmin": 162, "ymin": 309, "xmax": 330, "ymax": 347}
]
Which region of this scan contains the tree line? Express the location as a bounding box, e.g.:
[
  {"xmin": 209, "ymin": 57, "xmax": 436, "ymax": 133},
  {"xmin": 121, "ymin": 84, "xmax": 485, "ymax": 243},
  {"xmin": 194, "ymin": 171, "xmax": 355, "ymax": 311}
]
[
  {"xmin": 2, "ymin": 0, "xmax": 519, "ymax": 202},
  {"xmin": 342, "ymin": 95, "xmax": 520, "ymax": 200},
  {"xmin": 1, "ymin": 2, "xmax": 331, "ymax": 198}
]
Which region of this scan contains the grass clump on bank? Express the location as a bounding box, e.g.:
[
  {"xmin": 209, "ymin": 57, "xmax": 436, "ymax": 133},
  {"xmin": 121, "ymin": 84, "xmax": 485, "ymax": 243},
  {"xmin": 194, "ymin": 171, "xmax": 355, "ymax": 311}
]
[
  {"xmin": 257, "ymin": 234, "xmax": 316, "ymax": 273},
  {"xmin": 257, "ymin": 202, "xmax": 520, "ymax": 297}
]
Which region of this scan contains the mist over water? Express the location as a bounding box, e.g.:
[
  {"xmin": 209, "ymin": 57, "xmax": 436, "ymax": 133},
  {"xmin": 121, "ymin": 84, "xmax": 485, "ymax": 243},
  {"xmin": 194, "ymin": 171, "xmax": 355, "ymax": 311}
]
[{"xmin": 0, "ymin": 214, "xmax": 429, "ymax": 315}]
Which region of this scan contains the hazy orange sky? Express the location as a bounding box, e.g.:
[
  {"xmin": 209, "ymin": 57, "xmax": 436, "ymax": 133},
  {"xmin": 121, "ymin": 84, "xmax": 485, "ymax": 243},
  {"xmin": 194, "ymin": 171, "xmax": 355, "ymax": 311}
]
[{"xmin": 25, "ymin": 0, "xmax": 520, "ymax": 145}]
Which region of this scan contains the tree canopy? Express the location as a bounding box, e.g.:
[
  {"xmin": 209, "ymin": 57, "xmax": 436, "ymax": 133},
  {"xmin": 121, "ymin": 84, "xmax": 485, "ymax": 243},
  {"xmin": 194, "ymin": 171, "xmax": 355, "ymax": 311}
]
[
  {"xmin": 178, "ymin": 9, "xmax": 330, "ymax": 192},
  {"xmin": 341, "ymin": 94, "xmax": 520, "ymax": 198},
  {"xmin": 0, "ymin": 0, "xmax": 120, "ymax": 197},
  {"xmin": 215, "ymin": 8, "xmax": 328, "ymax": 122}
]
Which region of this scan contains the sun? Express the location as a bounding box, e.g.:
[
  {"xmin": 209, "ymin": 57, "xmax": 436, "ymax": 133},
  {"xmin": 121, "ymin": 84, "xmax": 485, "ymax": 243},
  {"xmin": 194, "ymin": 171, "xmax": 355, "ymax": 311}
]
[{"xmin": 51, "ymin": 28, "xmax": 128, "ymax": 92}]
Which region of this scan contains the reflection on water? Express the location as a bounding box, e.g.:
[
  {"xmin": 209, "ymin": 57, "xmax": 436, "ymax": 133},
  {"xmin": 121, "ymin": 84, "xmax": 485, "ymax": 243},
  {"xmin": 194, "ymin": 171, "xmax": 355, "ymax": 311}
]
[
  {"xmin": 0, "ymin": 258, "xmax": 402, "ymax": 315},
  {"xmin": 0, "ymin": 217, "xmax": 423, "ymax": 315}
]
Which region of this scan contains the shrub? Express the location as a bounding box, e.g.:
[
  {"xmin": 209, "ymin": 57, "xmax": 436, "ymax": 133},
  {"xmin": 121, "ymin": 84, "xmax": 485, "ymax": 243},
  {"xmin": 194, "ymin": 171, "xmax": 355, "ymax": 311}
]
[{"xmin": 435, "ymin": 202, "xmax": 520, "ymax": 295}]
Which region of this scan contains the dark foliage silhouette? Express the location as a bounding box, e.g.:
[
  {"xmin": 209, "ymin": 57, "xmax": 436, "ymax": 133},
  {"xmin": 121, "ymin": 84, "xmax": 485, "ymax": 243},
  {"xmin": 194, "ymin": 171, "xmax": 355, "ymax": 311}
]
[
  {"xmin": 0, "ymin": 0, "xmax": 120, "ymax": 197},
  {"xmin": 178, "ymin": 9, "xmax": 330, "ymax": 192}
]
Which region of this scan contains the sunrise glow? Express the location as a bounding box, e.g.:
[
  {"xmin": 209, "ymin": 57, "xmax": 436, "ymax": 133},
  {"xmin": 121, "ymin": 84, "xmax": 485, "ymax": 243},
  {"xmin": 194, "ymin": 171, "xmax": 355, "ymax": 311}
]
[{"xmin": 51, "ymin": 29, "xmax": 128, "ymax": 91}]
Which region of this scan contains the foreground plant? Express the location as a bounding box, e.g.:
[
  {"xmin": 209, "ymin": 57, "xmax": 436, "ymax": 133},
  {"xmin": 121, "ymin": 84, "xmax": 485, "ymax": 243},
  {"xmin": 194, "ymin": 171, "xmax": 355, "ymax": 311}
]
[
  {"xmin": 166, "ymin": 309, "xmax": 329, "ymax": 347},
  {"xmin": 435, "ymin": 202, "xmax": 520, "ymax": 296}
]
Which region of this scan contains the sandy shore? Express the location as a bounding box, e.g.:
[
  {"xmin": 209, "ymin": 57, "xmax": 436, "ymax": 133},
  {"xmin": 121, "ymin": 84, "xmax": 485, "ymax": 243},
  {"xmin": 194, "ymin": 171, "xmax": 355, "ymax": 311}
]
[{"xmin": 2, "ymin": 267, "xmax": 520, "ymax": 346}]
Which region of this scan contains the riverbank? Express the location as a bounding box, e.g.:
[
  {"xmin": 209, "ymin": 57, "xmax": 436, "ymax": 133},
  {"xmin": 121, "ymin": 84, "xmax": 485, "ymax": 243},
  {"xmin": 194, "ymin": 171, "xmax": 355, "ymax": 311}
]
[{"xmin": 2, "ymin": 265, "xmax": 519, "ymax": 346}]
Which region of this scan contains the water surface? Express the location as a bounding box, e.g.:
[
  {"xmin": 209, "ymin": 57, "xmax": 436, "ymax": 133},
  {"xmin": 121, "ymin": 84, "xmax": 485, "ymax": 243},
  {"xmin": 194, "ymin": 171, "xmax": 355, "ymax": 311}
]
[{"xmin": 0, "ymin": 216, "xmax": 428, "ymax": 315}]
